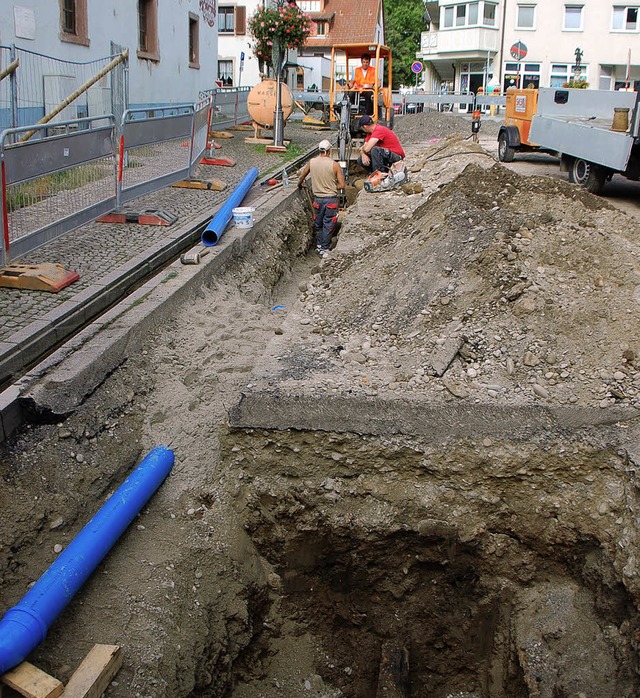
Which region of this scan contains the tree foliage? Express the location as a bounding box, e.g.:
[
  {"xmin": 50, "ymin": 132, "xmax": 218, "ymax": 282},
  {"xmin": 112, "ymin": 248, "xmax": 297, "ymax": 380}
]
[{"xmin": 384, "ymin": 0, "xmax": 426, "ymax": 89}]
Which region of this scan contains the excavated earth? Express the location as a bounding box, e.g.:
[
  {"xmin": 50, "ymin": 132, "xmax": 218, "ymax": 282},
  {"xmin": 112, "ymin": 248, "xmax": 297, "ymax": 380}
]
[{"xmin": 2, "ymin": 112, "xmax": 640, "ymax": 698}]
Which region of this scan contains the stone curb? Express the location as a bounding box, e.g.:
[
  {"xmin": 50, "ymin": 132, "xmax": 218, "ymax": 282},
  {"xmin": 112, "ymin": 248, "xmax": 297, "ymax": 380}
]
[{"xmin": 0, "ymin": 185, "xmax": 300, "ymax": 442}]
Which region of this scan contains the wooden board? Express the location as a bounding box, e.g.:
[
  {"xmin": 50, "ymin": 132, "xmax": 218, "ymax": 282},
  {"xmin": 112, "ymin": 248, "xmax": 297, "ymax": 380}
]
[
  {"xmin": 2, "ymin": 662, "xmax": 63, "ymax": 698},
  {"xmin": 61, "ymin": 645, "xmax": 122, "ymax": 698},
  {"xmin": 172, "ymin": 178, "xmax": 227, "ymax": 191},
  {"xmin": 208, "ymin": 130, "xmax": 234, "ymax": 139}
]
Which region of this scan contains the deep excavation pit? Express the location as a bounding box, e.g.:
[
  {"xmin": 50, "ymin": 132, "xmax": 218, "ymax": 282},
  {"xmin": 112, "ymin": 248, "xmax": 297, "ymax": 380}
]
[
  {"xmin": 220, "ymin": 424, "xmax": 640, "ymax": 698},
  {"xmin": 2, "ymin": 126, "xmax": 640, "ymax": 698}
]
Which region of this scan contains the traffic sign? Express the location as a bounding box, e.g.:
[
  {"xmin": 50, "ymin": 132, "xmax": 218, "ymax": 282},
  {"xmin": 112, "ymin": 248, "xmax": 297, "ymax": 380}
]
[
  {"xmin": 411, "ymin": 61, "xmax": 423, "ymax": 74},
  {"xmin": 510, "ymin": 41, "xmax": 527, "ymax": 61}
]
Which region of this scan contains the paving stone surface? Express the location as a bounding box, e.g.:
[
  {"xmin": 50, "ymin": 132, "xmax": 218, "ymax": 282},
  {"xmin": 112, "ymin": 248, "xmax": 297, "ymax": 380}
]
[{"xmin": 0, "ymin": 122, "xmax": 323, "ymax": 349}]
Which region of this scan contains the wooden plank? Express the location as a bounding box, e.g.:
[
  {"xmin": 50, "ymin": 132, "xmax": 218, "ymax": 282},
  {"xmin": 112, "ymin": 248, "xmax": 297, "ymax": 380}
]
[
  {"xmin": 172, "ymin": 178, "xmax": 227, "ymax": 191},
  {"xmin": 61, "ymin": 645, "xmax": 122, "ymax": 698},
  {"xmin": 2, "ymin": 662, "xmax": 64, "ymax": 698}
]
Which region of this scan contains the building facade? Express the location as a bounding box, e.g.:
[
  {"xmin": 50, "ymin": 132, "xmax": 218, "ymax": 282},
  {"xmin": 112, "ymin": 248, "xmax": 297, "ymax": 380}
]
[
  {"xmin": 418, "ymin": 1, "xmax": 639, "ymax": 95},
  {"xmin": 0, "ymin": 0, "xmax": 220, "ymax": 116}
]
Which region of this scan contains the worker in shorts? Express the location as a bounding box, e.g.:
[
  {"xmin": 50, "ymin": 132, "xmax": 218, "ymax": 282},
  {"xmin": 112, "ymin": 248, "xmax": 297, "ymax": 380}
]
[{"xmin": 297, "ymin": 139, "xmax": 346, "ymax": 257}]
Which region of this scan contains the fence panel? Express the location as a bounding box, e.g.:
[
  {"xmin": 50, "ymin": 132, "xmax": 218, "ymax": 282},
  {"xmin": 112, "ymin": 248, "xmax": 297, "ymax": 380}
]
[
  {"xmin": 0, "ymin": 46, "xmax": 127, "ymax": 130},
  {"xmin": 0, "ymin": 47, "xmax": 14, "ymax": 132},
  {"xmin": 396, "ymin": 91, "xmax": 476, "ymax": 114},
  {"xmin": 203, "ymin": 87, "xmax": 250, "ymax": 131},
  {"xmin": 190, "ymin": 97, "xmax": 212, "ymax": 173},
  {"xmin": 0, "ymin": 116, "xmax": 117, "ymax": 265},
  {"xmin": 117, "ymin": 105, "xmax": 195, "ymax": 207}
]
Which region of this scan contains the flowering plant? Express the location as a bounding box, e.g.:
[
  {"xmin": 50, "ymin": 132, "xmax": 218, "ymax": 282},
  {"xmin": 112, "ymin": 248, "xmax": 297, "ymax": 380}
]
[
  {"xmin": 563, "ymin": 78, "xmax": 589, "ymax": 88},
  {"xmin": 248, "ymin": 4, "xmax": 311, "ymax": 68}
]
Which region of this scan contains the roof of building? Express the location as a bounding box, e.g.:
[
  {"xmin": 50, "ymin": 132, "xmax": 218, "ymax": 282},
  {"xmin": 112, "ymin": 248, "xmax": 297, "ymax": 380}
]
[{"xmin": 305, "ymin": 0, "xmax": 382, "ymax": 48}]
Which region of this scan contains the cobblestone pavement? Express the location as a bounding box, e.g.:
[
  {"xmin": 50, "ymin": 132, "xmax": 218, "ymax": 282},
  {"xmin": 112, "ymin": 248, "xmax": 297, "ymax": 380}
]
[{"xmin": 0, "ymin": 122, "xmax": 324, "ymax": 378}]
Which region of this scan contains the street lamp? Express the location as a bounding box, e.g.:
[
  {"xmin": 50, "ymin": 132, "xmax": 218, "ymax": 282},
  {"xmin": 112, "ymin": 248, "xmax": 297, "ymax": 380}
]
[{"xmin": 270, "ymin": 0, "xmax": 286, "ymax": 150}]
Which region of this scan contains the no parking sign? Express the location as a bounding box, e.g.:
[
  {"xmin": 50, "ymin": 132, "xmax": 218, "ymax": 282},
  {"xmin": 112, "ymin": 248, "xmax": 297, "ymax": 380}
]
[{"xmin": 411, "ymin": 61, "xmax": 423, "ymax": 74}]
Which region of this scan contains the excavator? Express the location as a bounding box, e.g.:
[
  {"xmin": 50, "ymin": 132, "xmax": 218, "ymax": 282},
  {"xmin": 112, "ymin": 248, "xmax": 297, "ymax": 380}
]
[{"xmin": 327, "ymin": 43, "xmax": 395, "ymax": 178}]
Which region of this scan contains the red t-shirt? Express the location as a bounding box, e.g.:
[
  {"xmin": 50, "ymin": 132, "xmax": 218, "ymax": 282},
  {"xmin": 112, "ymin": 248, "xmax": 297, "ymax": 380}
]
[{"xmin": 365, "ymin": 124, "xmax": 405, "ymax": 158}]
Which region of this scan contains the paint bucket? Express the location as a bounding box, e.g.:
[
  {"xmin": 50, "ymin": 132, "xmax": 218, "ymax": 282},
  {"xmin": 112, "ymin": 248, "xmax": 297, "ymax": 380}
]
[{"xmin": 232, "ymin": 207, "xmax": 255, "ymax": 228}]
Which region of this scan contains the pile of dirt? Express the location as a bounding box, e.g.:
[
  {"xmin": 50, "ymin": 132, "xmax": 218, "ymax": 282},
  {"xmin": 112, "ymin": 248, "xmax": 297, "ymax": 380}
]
[
  {"xmin": 1, "ymin": 114, "xmax": 640, "ymax": 698},
  {"xmin": 261, "ymin": 136, "xmax": 640, "ymax": 410}
]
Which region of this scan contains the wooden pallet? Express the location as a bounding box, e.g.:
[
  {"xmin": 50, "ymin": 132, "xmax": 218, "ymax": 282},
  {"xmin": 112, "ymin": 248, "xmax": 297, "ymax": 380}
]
[{"xmin": 1, "ymin": 645, "xmax": 122, "ymax": 698}]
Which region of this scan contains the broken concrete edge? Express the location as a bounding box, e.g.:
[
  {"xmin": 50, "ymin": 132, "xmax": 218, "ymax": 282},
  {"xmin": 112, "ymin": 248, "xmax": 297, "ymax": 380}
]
[
  {"xmin": 0, "ymin": 185, "xmax": 301, "ymax": 443},
  {"xmin": 228, "ymin": 391, "xmax": 640, "ymax": 442},
  {"xmin": 0, "ymin": 216, "xmax": 211, "ymax": 390}
]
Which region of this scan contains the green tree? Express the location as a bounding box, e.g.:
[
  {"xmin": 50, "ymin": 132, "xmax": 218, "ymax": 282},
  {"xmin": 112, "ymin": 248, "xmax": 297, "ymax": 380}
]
[{"xmin": 385, "ymin": 0, "xmax": 426, "ymax": 89}]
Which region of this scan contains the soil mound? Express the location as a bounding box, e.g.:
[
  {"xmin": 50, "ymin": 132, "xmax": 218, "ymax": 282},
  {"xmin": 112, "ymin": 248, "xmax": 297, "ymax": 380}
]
[{"xmin": 275, "ymin": 138, "xmax": 640, "ymax": 409}]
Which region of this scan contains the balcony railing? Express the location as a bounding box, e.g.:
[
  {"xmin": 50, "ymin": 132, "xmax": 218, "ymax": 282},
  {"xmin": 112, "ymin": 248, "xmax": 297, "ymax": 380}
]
[{"xmin": 420, "ymin": 27, "xmax": 500, "ymax": 56}]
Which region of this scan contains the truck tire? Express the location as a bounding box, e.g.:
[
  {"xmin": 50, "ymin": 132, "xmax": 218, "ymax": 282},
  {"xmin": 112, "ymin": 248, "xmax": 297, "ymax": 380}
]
[
  {"xmin": 498, "ymin": 132, "xmax": 515, "ymax": 162},
  {"xmin": 568, "ymin": 158, "xmax": 606, "ymax": 194}
]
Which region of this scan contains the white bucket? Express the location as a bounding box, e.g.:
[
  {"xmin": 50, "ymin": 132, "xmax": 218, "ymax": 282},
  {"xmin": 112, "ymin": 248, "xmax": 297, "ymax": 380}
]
[{"xmin": 232, "ymin": 207, "xmax": 255, "ymax": 229}]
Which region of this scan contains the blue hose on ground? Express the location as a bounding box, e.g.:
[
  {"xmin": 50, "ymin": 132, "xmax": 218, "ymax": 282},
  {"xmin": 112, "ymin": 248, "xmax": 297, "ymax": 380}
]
[
  {"xmin": 0, "ymin": 445, "xmax": 175, "ymax": 674},
  {"xmin": 201, "ymin": 166, "xmax": 259, "ymax": 246}
]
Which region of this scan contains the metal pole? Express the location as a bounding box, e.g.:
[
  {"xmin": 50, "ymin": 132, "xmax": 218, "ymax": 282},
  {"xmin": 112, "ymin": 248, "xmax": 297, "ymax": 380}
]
[
  {"xmin": 272, "ymin": 0, "xmax": 285, "ymax": 148},
  {"xmin": 10, "ymin": 45, "xmax": 18, "ymax": 129}
]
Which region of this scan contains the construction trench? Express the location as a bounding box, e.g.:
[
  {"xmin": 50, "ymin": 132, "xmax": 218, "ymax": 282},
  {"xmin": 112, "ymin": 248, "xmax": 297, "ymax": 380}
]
[{"xmin": 1, "ymin": 129, "xmax": 640, "ymax": 698}]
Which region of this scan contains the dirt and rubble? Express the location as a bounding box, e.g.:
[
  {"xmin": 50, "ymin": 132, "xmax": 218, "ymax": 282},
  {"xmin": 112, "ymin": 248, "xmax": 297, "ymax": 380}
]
[{"xmin": 1, "ymin": 112, "xmax": 640, "ymax": 698}]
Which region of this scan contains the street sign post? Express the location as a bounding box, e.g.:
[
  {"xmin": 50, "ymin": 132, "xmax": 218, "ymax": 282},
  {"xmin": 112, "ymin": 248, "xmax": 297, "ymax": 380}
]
[
  {"xmin": 509, "ymin": 42, "xmax": 527, "ymax": 87},
  {"xmin": 411, "ymin": 60, "xmax": 423, "ymax": 87}
]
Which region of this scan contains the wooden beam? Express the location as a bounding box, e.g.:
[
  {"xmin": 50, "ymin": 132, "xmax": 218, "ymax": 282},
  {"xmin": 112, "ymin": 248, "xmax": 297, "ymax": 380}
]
[
  {"xmin": 2, "ymin": 662, "xmax": 64, "ymax": 698},
  {"xmin": 61, "ymin": 645, "xmax": 122, "ymax": 698}
]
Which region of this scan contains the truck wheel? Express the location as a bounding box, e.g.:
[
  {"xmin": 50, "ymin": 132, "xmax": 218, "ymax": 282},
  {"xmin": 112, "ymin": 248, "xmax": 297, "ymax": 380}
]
[
  {"xmin": 568, "ymin": 158, "xmax": 606, "ymax": 194},
  {"xmin": 498, "ymin": 132, "xmax": 515, "ymax": 162}
]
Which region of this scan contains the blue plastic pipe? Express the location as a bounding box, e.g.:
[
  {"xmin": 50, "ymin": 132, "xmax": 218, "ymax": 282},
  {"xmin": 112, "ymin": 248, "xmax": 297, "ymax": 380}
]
[
  {"xmin": 201, "ymin": 166, "xmax": 259, "ymax": 246},
  {"xmin": 0, "ymin": 445, "xmax": 175, "ymax": 674}
]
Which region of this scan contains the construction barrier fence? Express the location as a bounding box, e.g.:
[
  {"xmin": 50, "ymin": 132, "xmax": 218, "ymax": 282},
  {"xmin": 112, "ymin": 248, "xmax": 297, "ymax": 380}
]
[
  {"xmin": 201, "ymin": 87, "xmax": 251, "ymax": 132},
  {"xmin": 0, "ymin": 96, "xmax": 217, "ymax": 266},
  {"xmin": 0, "ymin": 116, "xmax": 117, "ymax": 267},
  {"xmin": 0, "ymin": 44, "xmax": 127, "ymax": 131}
]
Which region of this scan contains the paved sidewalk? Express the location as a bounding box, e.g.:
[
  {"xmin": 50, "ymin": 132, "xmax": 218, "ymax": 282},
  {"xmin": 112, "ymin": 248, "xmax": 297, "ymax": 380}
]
[{"xmin": 0, "ymin": 123, "xmax": 323, "ymax": 388}]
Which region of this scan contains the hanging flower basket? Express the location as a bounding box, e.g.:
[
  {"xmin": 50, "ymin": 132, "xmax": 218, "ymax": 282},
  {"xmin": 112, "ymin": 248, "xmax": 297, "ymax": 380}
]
[{"xmin": 248, "ymin": 4, "xmax": 311, "ymax": 68}]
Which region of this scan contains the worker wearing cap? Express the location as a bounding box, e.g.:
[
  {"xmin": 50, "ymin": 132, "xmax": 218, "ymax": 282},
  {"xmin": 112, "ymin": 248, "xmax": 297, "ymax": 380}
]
[
  {"xmin": 297, "ymin": 140, "xmax": 346, "ymax": 257},
  {"xmin": 356, "ymin": 115, "xmax": 405, "ymax": 173}
]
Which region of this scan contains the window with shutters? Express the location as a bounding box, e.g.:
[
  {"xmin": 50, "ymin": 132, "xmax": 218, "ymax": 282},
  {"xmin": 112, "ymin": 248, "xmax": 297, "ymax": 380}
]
[
  {"xmin": 219, "ymin": 6, "xmax": 246, "ymax": 35},
  {"xmin": 59, "ymin": 0, "xmax": 89, "ymax": 46}
]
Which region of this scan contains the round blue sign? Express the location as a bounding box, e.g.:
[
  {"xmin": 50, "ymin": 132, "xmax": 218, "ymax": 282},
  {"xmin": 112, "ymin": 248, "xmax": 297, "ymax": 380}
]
[{"xmin": 411, "ymin": 61, "xmax": 423, "ymax": 74}]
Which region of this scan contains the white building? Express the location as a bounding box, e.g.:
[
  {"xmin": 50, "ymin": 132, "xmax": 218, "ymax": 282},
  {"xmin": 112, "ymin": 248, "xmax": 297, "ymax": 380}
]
[
  {"xmin": 418, "ymin": 1, "xmax": 640, "ymax": 94},
  {"xmin": 0, "ymin": 0, "xmax": 219, "ymax": 116}
]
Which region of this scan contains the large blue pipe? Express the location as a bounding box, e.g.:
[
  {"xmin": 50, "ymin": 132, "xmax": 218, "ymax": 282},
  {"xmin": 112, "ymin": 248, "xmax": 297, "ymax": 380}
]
[
  {"xmin": 0, "ymin": 445, "xmax": 175, "ymax": 674},
  {"xmin": 201, "ymin": 166, "xmax": 259, "ymax": 246}
]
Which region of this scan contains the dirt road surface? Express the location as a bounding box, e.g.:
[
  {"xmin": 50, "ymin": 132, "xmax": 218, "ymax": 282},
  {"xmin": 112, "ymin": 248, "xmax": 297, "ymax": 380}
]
[{"xmin": 1, "ymin": 112, "xmax": 640, "ymax": 698}]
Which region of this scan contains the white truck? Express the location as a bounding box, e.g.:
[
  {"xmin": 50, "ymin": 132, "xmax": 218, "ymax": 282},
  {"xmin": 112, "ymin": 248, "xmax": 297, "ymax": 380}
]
[{"xmin": 528, "ymin": 87, "xmax": 640, "ymax": 194}]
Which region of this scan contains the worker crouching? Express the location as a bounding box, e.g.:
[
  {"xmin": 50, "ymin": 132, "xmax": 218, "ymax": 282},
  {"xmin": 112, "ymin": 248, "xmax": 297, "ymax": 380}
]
[
  {"xmin": 357, "ymin": 115, "xmax": 405, "ymax": 174},
  {"xmin": 297, "ymin": 139, "xmax": 346, "ymax": 258}
]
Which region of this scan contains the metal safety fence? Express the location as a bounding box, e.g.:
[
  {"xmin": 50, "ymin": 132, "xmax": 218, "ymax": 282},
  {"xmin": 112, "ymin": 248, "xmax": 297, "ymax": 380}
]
[
  {"xmin": 200, "ymin": 87, "xmax": 250, "ymax": 132},
  {"xmin": 0, "ymin": 116, "xmax": 117, "ymax": 267},
  {"xmin": 117, "ymin": 98, "xmax": 210, "ymax": 207},
  {"xmin": 0, "ymin": 97, "xmax": 215, "ymax": 266},
  {"xmin": 292, "ymin": 89, "xmax": 505, "ymax": 117},
  {"xmin": 0, "ymin": 45, "xmax": 128, "ymax": 131}
]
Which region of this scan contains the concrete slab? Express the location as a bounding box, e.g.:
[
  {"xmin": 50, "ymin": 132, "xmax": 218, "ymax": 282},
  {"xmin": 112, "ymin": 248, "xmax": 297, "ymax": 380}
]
[{"xmin": 228, "ymin": 392, "xmax": 640, "ymax": 441}]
